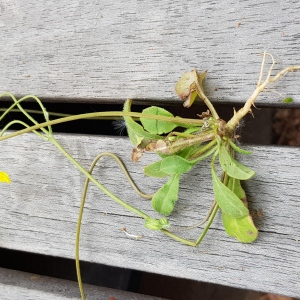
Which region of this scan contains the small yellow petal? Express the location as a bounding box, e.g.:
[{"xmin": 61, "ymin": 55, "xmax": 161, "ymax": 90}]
[{"xmin": 0, "ymin": 171, "xmax": 10, "ymax": 183}]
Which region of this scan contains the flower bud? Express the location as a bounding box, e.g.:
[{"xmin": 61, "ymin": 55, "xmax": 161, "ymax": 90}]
[
  {"xmin": 144, "ymin": 217, "xmax": 169, "ymax": 230},
  {"xmin": 175, "ymin": 69, "xmax": 207, "ymax": 108}
]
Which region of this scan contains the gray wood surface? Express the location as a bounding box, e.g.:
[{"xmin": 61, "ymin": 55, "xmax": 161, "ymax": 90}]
[
  {"xmin": 0, "ymin": 267, "xmax": 166, "ymax": 300},
  {"xmin": 1, "ymin": 133, "xmax": 300, "ymax": 297},
  {"xmin": 1, "ymin": 0, "xmax": 300, "ymax": 105}
]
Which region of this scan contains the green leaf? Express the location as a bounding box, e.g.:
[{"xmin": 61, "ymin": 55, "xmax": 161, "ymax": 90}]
[
  {"xmin": 223, "ymin": 176, "xmax": 258, "ymax": 242},
  {"xmin": 181, "ymin": 127, "xmax": 201, "ymax": 135},
  {"xmin": 190, "ymin": 144, "xmax": 219, "ymax": 164},
  {"xmin": 283, "ymin": 97, "xmax": 293, "ymax": 103},
  {"xmin": 123, "ymin": 100, "xmax": 160, "ymax": 146},
  {"xmin": 160, "ymin": 155, "xmax": 194, "ymax": 174},
  {"xmin": 227, "ymin": 177, "xmax": 246, "ymax": 200},
  {"xmin": 144, "ymin": 155, "xmax": 193, "ymax": 178},
  {"xmin": 140, "ymin": 106, "xmax": 177, "ymax": 134},
  {"xmin": 144, "ymin": 160, "xmax": 168, "ymax": 178},
  {"xmin": 222, "ymin": 213, "xmax": 258, "ymax": 243},
  {"xmin": 211, "ymin": 166, "xmax": 249, "ymax": 218},
  {"xmin": 152, "ymin": 174, "xmax": 180, "ymax": 215},
  {"xmin": 227, "ymin": 139, "xmax": 252, "ymax": 155},
  {"xmin": 219, "ymin": 144, "xmax": 255, "ymax": 180},
  {"xmin": 176, "ymin": 144, "xmax": 205, "ymax": 159}
]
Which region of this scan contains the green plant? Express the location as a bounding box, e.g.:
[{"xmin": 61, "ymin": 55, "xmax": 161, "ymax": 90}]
[{"xmin": 1, "ymin": 52, "xmax": 299, "ymax": 299}]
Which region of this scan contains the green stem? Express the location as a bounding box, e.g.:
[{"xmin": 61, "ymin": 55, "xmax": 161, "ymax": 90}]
[
  {"xmin": 1, "ymin": 120, "xmax": 47, "ymax": 140},
  {"xmin": 75, "ymin": 152, "xmax": 154, "ymax": 300},
  {"xmin": 165, "ymin": 131, "xmax": 215, "ymax": 154},
  {"xmin": 160, "ymin": 228, "xmax": 196, "ymax": 246},
  {"xmin": 0, "ymin": 111, "xmax": 204, "ymax": 141},
  {"xmin": 194, "ymin": 84, "xmax": 219, "ymax": 120},
  {"xmin": 0, "ymin": 92, "xmax": 51, "ymax": 135},
  {"xmin": 160, "ymin": 202, "xmax": 220, "ymax": 247},
  {"xmin": 189, "ymin": 139, "xmax": 217, "ymax": 160},
  {"xmin": 75, "ymin": 152, "xmax": 153, "ymax": 300},
  {"xmin": 49, "ymin": 136, "xmax": 150, "ymax": 220},
  {"xmin": 195, "ymin": 203, "xmax": 219, "ymax": 245},
  {"xmin": 0, "ymin": 108, "xmax": 73, "ymax": 118}
]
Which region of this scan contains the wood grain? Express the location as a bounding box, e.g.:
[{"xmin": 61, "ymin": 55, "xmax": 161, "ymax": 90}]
[
  {"xmin": 0, "ymin": 267, "xmax": 166, "ymax": 300},
  {"xmin": 1, "ymin": 0, "xmax": 300, "ymax": 105},
  {"xmin": 1, "ymin": 133, "xmax": 300, "ymax": 297}
]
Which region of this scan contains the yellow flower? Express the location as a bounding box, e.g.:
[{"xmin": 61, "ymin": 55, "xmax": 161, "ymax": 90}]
[{"xmin": 0, "ymin": 171, "xmax": 10, "ymax": 183}]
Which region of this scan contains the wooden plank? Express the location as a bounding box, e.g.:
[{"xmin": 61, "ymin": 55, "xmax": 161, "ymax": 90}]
[
  {"xmin": 1, "ymin": 133, "xmax": 300, "ymax": 297},
  {"xmin": 0, "ymin": 267, "xmax": 166, "ymax": 300},
  {"xmin": 1, "ymin": 0, "xmax": 300, "ymax": 105}
]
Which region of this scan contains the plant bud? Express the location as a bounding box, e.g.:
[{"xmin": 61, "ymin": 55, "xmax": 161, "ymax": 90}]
[
  {"xmin": 144, "ymin": 217, "xmax": 169, "ymax": 230},
  {"xmin": 175, "ymin": 69, "xmax": 207, "ymax": 108}
]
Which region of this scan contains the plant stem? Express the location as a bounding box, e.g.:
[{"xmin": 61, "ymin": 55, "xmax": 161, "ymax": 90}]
[
  {"xmin": 189, "ymin": 139, "xmax": 217, "ymax": 160},
  {"xmin": 166, "ymin": 131, "xmax": 216, "ymax": 154},
  {"xmin": 75, "ymin": 151, "xmax": 155, "ymax": 299},
  {"xmin": 196, "ymin": 88, "xmax": 219, "ymax": 120},
  {"xmin": 0, "ymin": 92, "xmax": 52, "ymax": 134},
  {"xmin": 49, "ymin": 136, "xmax": 150, "ymax": 220},
  {"xmin": 195, "ymin": 203, "xmax": 219, "ymax": 245},
  {"xmin": 225, "ymin": 81, "xmax": 267, "ymax": 132},
  {"xmin": 160, "ymin": 202, "xmax": 220, "ymax": 247},
  {"xmin": 160, "ymin": 228, "xmax": 196, "ymax": 246},
  {"xmin": 0, "ymin": 111, "xmax": 204, "ymax": 142},
  {"xmin": 193, "ymin": 70, "xmax": 219, "ymax": 120}
]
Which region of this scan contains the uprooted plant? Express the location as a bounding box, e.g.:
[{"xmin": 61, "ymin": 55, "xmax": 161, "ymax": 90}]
[{"xmin": 1, "ymin": 52, "xmax": 299, "ymax": 299}]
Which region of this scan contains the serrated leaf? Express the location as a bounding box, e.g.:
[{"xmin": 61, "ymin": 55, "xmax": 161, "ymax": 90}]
[
  {"xmin": 152, "ymin": 174, "xmax": 180, "ymax": 215},
  {"xmin": 140, "ymin": 106, "xmax": 177, "ymax": 134},
  {"xmin": 222, "ymin": 212, "xmax": 258, "ymax": 243},
  {"xmin": 211, "ymin": 166, "xmax": 249, "ymax": 218},
  {"xmin": 123, "ymin": 100, "xmax": 160, "ymax": 146},
  {"xmin": 219, "ymin": 144, "xmax": 255, "ymax": 180}
]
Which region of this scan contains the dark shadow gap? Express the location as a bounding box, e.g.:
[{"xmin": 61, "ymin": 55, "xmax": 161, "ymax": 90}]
[{"xmin": 0, "ymin": 100, "xmax": 286, "ymax": 145}]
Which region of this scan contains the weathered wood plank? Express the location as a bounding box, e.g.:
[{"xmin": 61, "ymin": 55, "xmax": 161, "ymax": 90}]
[
  {"xmin": 0, "ymin": 267, "xmax": 166, "ymax": 300},
  {"xmin": 1, "ymin": 0, "xmax": 300, "ymax": 105},
  {"xmin": 1, "ymin": 133, "xmax": 300, "ymax": 297}
]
